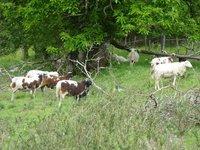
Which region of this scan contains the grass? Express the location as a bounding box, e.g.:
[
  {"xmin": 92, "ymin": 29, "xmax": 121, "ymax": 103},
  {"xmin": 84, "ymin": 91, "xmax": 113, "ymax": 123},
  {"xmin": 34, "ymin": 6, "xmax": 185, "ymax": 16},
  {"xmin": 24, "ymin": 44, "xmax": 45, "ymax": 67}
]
[{"xmin": 0, "ymin": 49, "xmax": 200, "ymax": 149}]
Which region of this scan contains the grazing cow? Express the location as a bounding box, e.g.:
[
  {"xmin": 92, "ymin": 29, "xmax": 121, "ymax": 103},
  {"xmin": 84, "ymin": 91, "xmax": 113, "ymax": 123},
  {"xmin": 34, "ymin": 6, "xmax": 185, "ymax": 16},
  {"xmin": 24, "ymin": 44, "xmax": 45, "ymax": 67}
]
[
  {"xmin": 150, "ymin": 57, "xmax": 173, "ymax": 67},
  {"xmin": 26, "ymin": 69, "xmax": 60, "ymax": 91},
  {"xmin": 111, "ymin": 54, "xmax": 128, "ymax": 64},
  {"xmin": 128, "ymin": 48, "xmax": 139, "ymax": 64},
  {"xmin": 150, "ymin": 57, "xmax": 173, "ymax": 74},
  {"xmin": 26, "ymin": 70, "xmax": 59, "ymax": 78},
  {"xmin": 111, "ymin": 48, "xmax": 140, "ymax": 65},
  {"xmin": 152, "ymin": 61, "xmax": 193, "ymax": 90},
  {"xmin": 10, "ymin": 75, "xmax": 43, "ymax": 100},
  {"xmin": 56, "ymin": 78, "xmax": 92, "ymax": 107},
  {"xmin": 40, "ymin": 72, "xmax": 73, "ymax": 90}
]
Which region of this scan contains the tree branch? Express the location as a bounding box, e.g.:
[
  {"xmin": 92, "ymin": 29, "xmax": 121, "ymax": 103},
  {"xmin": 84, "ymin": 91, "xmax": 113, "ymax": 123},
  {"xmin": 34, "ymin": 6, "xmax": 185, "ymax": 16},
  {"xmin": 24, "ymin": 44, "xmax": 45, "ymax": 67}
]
[
  {"xmin": 69, "ymin": 59, "xmax": 109, "ymax": 95},
  {"xmin": 110, "ymin": 39, "xmax": 200, "ymax": 61},
  {"xmin": 110, "ymin": 39, "xmax": 131, "ymax": 52},
  {"xmin": 138, "ymin": 49, "xmax": 200, "ymax": 61},
  {"xmin": 2, "ymin": 67, "xmax": 12, "ymax": 81}
]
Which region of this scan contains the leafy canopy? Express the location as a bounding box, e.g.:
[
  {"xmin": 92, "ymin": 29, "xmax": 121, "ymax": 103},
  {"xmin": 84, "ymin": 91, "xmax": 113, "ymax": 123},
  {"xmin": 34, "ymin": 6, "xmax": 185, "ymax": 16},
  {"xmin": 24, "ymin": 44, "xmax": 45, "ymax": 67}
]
[{"xmin": 0, "ymin": 0, "xmax": 200, "ymax": 56}]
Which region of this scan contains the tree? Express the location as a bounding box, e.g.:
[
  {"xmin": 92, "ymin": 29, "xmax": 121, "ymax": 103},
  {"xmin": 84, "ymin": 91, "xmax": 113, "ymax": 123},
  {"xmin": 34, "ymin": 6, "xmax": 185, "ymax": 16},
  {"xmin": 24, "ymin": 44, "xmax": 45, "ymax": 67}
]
[{"xmin": 0, "ymin": 0, "xmax": 200, "ymax": 59}]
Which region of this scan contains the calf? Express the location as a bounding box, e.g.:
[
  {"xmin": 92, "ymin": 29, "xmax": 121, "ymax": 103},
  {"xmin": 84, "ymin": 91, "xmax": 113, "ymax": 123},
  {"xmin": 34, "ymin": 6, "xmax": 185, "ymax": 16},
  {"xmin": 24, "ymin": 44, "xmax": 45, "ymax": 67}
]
[
  {"xmin": 56, "ymin": 78, "xmax": 92, "ymax": 107},
  {"xmin": 10, "ymin": 75, "xmax": 43, "ymax": 100}
]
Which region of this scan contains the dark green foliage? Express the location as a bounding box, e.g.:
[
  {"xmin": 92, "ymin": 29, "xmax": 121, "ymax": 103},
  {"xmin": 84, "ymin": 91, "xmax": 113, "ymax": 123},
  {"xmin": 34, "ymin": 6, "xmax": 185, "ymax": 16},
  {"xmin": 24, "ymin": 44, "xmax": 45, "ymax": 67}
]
[{"xmin": 0, "ymin": 0, "xmax": 200, "ymax": 57}]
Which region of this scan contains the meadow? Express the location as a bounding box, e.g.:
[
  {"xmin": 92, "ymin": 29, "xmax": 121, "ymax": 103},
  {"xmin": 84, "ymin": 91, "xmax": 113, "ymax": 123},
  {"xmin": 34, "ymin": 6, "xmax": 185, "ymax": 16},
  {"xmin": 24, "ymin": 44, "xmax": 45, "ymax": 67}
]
[{"xmin": 0, "ymin": 49, "xmax": 199, "ymax": 149}]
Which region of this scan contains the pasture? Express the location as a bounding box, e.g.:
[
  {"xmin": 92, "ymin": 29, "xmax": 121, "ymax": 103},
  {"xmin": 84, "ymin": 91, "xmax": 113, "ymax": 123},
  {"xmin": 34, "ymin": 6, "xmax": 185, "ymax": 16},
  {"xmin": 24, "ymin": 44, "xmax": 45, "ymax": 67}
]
[{"xmin": 0, "ymin": 50, "xmax": 199, "ymax": 149}]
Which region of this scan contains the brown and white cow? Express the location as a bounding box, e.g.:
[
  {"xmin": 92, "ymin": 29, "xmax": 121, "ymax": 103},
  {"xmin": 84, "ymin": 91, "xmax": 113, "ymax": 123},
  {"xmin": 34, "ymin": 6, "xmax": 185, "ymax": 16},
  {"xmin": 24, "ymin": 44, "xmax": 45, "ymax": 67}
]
[
  {"xmin": 25, "ymin": 70, "xmax": 59, "ymax": 78},
  {"xmin": 40, "ymin": 72, "xmax": 73, "ymax": 90},
  {"xmin": 56, "ymin": 78, "xmax": 92, "ymax": 107},
  {"xmin": 10, "ymin": 75, "xmax": 43, "ymax": 100}
]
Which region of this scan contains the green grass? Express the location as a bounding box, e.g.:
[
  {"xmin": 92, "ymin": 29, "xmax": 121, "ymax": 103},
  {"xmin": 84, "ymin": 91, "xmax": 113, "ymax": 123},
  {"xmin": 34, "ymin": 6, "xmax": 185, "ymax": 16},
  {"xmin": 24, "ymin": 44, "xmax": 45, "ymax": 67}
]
[{"xmin": 0, "ymin": 50, "xmax": 200, "ymax": 149}]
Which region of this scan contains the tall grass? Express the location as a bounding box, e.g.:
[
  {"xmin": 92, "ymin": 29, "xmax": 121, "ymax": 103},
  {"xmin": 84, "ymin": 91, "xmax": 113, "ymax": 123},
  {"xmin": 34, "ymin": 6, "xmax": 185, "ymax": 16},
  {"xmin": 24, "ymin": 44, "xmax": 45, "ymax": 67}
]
[{"xmin": 1, "ymin": 88, "xmax": 199, "ymax": 149}]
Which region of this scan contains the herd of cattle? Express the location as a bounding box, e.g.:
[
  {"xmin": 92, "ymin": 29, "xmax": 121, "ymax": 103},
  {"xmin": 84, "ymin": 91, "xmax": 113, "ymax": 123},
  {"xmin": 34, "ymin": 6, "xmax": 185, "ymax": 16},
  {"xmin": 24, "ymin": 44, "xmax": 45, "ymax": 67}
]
[
  {"xmin": 10, "ymin": 70, "xmax": 92, "ymax": 106},
  {"xmin": 8, "ymin": 55, "xmax": 193, "ymax": 106}
]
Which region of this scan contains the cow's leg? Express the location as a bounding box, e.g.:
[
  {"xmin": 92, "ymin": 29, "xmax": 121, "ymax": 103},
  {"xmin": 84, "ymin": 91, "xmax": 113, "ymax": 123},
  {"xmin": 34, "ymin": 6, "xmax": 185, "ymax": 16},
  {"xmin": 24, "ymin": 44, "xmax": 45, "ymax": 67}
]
[
  {"xmin": 58, "ymin": 97, "xmax": 63, "ymax": 108},
  {"xmin": 76, "ymin": 95, "xmax": 80, "ymax": 101},
  {"xmin": 155, "ymin": 79, "xmax": 160, "ymax": 90},
  {"xmin": 56, "ymin": 89, "xmax": 60, "ymax": 100},
  {"xmin": 30, "ymin": 89, "xmax": 36, "ymax": 99},
  {"xmin": 11, "ymin": 89, "xmax": 17, "ymax": 101},
  {"xmin": 172, "ymin": 76, "xmax": 177, "ymax": 86},
  {"xmin": 40, "ymin": 86, "xmax": 45, "ymax": 92},
  {"xmin": 58, "ymin": 99, "xmax": 62, "ymax": 108},
  {"xmin": 11, "ymin": 92, "xmax": 15, "ymax": 101},
  {"xmin": 58, "ymin": 94, "xmax": 65, "ymax": 108}
]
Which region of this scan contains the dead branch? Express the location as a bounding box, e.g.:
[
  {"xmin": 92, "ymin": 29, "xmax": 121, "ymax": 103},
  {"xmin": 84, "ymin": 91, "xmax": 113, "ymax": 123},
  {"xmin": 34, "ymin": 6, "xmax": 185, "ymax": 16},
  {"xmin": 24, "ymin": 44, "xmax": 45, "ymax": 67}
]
[
  {"xmin": 103, "ymin": 0, "xmax": 113, "ymax": 16},
  {"xmin": 0, "ymin": 85, "xmax": 9, "ymax": 92},
  {"xmin": 149, "ymin": 85, "xmax": 171, "ymax": 96},
  {"xmin": 69, "ymin": 59, "xmax": 109, "ymax": 95},
  {"xmin": 85, "ymin": 0, "xmax": 89, "ymax": 14},
  {"xmin": 148, "ymin": 94, "xmax": 158, "ymax": 108},
  {"xmin": 110, "ymin": 39, "xmax": 131, "ymax": 52},
  {"xmin": 56, "ymin": 63, "xmax": 64, "ymax": 73},
  {"xmin": 2, "ymin": 67, "xmax": 12, "ymax": 81},
  {"xmin": 146, "ymin": 85, "xmax": 172, "ymax": 109}
]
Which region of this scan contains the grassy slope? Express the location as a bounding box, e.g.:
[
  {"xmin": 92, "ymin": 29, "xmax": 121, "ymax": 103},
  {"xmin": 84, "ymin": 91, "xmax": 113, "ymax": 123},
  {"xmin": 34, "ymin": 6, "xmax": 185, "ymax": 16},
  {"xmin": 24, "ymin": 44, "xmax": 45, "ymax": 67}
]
[{"xmin": 0, "ymin": 50, "xmax": 199, "ymax": 149}]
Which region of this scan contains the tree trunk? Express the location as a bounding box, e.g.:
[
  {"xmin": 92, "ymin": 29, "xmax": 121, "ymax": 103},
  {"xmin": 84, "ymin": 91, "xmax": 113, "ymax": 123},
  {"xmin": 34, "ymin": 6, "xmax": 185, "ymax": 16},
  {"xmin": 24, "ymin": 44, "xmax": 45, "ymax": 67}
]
[
  {"xmin": 21, "ymin": 46, "xmax": 29, "ymax": 60},
  {"xmin": 144, "ymin": 36, "xmax": 147, "ymax": 51},
  {"xmin": 67, "ymin": 51, "xmax": 79, "ymax": 73},
  {"xmin": 110, "ymin": 39, "xmax": 130, "ymax": 51},
  {"xmin": 133, "ymin": 36, "xmax": 137, "ymax": 47},
  {"xmin": 66, "ymin": 55, "xmax": 74, "ymax": 73},
  {"xmin": 176, "ymin": 37, "xmax": 179, "ymax": 54},
  {"xmin": 124, "ymin": 36, "xmax": 127, "ymax": 46},
  {"xmin": 148, "ymin": 38, "xmax": 151, "ymax": 51},
  {"xmin": 160, "ymin": 33, "xmax": 166, "ymax": 52}
]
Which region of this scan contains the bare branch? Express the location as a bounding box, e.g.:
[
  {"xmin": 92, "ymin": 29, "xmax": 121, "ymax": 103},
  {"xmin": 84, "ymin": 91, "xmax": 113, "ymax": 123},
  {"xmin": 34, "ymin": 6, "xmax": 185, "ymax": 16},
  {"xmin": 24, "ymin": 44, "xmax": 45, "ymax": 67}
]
[
  {"xmin": 103, "ymin": 0, "xmax": 113, "ymax": 16},
  {"xmin": 150, "ymin": 85, "xmax": 171, "ymax": 95},
  {"xmin": 85, "ymin": 0, "xmax": 89, "ymax": 14},
  {"xmin": 2, "ymin": 67, "xmax": 12, "ymax": 81},
  {"xmin": 69, "ymin": 59, "xmax": 109, "ymax": 95}
]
